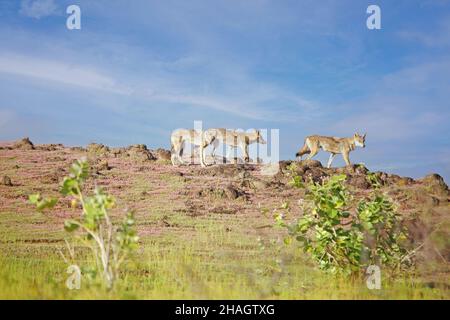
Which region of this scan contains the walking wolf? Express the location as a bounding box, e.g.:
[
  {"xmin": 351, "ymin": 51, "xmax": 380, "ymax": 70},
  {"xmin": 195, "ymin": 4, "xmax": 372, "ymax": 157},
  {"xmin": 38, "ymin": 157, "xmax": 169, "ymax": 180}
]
[{"xmin": 296, "ymin": 133, "xmax": 366, "ymax": 167}]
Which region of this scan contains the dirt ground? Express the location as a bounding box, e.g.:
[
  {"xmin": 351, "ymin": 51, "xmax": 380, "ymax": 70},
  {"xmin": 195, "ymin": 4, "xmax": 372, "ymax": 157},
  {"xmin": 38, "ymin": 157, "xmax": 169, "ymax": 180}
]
[{"xmin": 0, "ymin": 138, "xmax": 449, "ymax": 298}]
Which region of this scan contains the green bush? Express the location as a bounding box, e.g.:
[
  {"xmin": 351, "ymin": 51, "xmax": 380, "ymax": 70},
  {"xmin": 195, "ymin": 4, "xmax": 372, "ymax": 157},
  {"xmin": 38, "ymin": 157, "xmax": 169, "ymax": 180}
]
[
  {"xmin": 30, "ymin": 158, "xmax": 139, "ymax": 289},
  {"xmin": 276, "ymin": 174, "xmax": 410, "ymax": 275}
]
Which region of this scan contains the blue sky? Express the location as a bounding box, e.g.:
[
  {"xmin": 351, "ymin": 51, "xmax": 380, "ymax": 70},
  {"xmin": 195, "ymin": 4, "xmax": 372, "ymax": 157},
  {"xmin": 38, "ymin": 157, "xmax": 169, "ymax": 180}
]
[{"xmin": 0, "ymin": 0, "xmax": 449, "ymax": 181}]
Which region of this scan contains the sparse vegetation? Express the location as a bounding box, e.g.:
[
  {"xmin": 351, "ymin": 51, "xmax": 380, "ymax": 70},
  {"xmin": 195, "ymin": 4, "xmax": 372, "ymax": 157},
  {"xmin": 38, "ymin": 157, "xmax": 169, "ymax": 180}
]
[
  {"xmin": 29, "ymin": 158, "xmax": 139, "ymax": 290},
  {"xmin": 277, "ymin": 174, "xmax": 411, "ymax": 275},
  {"xmin": 0, "ymin": 138, "xmax": 448, "ymax": 299}
]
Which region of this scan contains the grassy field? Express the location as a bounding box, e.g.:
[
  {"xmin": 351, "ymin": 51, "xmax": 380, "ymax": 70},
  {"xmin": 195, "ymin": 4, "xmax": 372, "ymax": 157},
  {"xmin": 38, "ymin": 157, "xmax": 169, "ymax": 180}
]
[{"xmin": 0, "ymin": 142, "xmax": 448, "ymax": 299}]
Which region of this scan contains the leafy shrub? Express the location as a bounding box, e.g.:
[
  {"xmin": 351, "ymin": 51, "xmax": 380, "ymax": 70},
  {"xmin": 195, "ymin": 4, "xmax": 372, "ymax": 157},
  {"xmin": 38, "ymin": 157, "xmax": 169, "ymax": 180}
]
[
  {"xmin": 276, "ymin": 174, "xmax": 410, "ymax": 275},
  {"xmin": 286, "ymin": 162, "xmax": 304, "ymax": 188},
  {"xmin": 366, "ymin": 171, "xmax": 382, "ymax": 189},
  {"xmin": 29, "ymin": 158, "xmax": 139, "ymax": 289}
]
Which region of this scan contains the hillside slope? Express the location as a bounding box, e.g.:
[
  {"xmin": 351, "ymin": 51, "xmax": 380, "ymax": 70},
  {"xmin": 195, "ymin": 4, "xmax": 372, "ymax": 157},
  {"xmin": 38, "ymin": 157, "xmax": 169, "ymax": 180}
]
[{"xmin": 0, "ymin": 138, "xmax": 448, "ymax": 299}]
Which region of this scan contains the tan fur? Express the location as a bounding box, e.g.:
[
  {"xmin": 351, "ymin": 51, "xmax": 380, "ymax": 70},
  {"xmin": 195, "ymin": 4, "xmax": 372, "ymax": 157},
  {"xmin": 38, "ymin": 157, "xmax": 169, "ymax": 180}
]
[
  {"xmin": 296, "ymin": 133, "xmax": 366, "ymax": 168},
  {"xmin": 170, "ymin": 129, "xmax": 213, "ymax": 167},
  {"xmin": 171, "ymin": 128, "xmax": 266, "ymax": 167},
  {"xmin": 207, "ymin": 129, "xmax": 266, "ymax": 164}
]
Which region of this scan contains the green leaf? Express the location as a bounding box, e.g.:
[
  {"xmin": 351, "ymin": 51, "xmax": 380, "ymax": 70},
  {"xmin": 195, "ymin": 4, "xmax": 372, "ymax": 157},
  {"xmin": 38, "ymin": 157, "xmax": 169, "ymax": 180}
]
[
  {"xmin": 36, "ymin": 198, "xmax": 58, "ymax": 211},
  {"xmin": 28, "ymin": 194, "xmax": 40, "ymax": 204},
  {"xmin": 61, "ymin": 177, "xmax": 79, "ymax": 196},
  {"xmin": 64, "ymin": 220, "xmax": 80, "ymax": 232}
]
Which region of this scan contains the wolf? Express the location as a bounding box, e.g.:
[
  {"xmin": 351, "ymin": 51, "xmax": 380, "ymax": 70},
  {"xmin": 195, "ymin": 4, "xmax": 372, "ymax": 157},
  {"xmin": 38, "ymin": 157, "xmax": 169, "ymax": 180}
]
[
  {"xmin": 295, "ymin": 133, "xmax": 366, "ymax": 168},
  {"xmin": 207, "ymin": 128, "xmax": 267, "ymax": 164},
  {"xmin": 171, "ymin": 128, "xmax": 266, "ymax": 167},
  {"xmin": 170, "ymin": 129, "xmax": 210, "ymax": 167}
]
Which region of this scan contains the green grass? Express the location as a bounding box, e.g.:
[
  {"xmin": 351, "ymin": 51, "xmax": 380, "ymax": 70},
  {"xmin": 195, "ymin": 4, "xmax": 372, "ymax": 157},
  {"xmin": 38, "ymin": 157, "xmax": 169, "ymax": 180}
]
[
  {"xmin": 0, "ymin": 216, "xmax": 448, "ymax": 299},
  {"xmin": 0, "ymin": 155, "xmax": 448, "ymax": 299}
]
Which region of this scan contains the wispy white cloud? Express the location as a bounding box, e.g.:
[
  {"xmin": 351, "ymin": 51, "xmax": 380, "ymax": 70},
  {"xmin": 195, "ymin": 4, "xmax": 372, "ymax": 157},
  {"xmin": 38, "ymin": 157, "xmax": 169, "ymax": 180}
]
[
  {"xmin": 19, "ymin": 0, "xmax": 58, "ymax": 19},
  {"xmin": 0, "ymin": 53, "xmax": 131, "ymax": 95},
  {"xmin": 397, "ymin": 16, "xmax": 450, "ymax": 48},
  {"xmin": 0, "ymin": 50, "xmax": 318, "ymax": 121}
]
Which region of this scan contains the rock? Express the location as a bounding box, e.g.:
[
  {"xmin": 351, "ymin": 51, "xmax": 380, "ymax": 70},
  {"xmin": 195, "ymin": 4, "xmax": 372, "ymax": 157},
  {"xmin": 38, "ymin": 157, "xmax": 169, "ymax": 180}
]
[
  {"xmin": 96, "ymin": 159, "xmax": 111, "ymax": 171},
  {"xmin": 110, "ymin": 147, "xmax": 126, "ymax": 157},
  {"xmin": 386, "ymin": 174, "xmax": 401, "ymax": 184},
  {"xmin": 410, "ymin": 189, "xmax": 441, "ymax": 207},
  {"xmin": 198, "ymin": 184, "xmax": 244, "ymax": 200},
  {"xmin": 37, "ymin": 144, "xmax": 64, "ymax": 151},
  {"xmin": 419, "ymin": 174, "xmax": 449, "ymax": 196},
  {"xmin": 198, "ymin": 165, "xmax": 247, "ymax": 177},
  {"xmin": 279, "ymin": 160, "xmax": 294, "ymax": 172},
  {"xmin": 87, "ymin": 143, "xmax": 109, "ymax": 155},
  {"xmin": 396, "ymin": 177, "xmax": 415, "ymax": 187},
  {"xmin": 70, "ymin": 146, "xmax": 86, "ymax": 152},
  {"xmin": 1, "ymin": 175, "xmax": 13, "ymax": 186},
  {"xmin": 252, "ymin": 178, "xmax": 269, "ymax": 189},
  {"xmin": 224, "ymin": 185, "xmax": 241, "ymax": 199},
  {"xmin": 13, "ymin": 137, "xmax": 34, "ymax": 150},
  {"xmin": 154, "ymin": 148, "xmax": 171, "ymax": 161},
  {"xmin": 347, "ymin": 175, "xmax": 371, "ymax": 189},
  {"xmin": 299, "ymin": 159, "xmax": 323, "ymax": 168},
  {"xmin": 303, "ymin": 167, "xmax": 328, "ymax": 183},
  {"xmin": 344, "ymin": 164, "xmax": 369, "ymax": 175},
  {"xmin": 126, "ymin": 144, "xmax": 156, "ymax": 161}
]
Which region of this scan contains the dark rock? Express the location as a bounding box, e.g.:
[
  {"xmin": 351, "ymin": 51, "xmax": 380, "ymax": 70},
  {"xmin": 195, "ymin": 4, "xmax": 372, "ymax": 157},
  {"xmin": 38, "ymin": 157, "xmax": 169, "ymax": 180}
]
[
  {"xmin": 224, "ymin": 185, "xmax": 241, "ymax": 199},
  {"xmin": 299, "ymin": 159, "xmax": 323, "ymax": 168},
  {"xmin": 344, "ymin": 164, "xmax": 369, "ymax": 175},
  {"xmin": 347, "ymin": 175, "xmax": 371, "ymax": 189},
  {"xmin": 37, "ymin": 144, "xmax": 64, "ymax": 151},
  {"xmin": 1, "ymin": 175, "xmax": 13, "ymax": 186},
  {"xmin": 303, "ymin": 167, "xmax": 328, "ymax": 183},
  {"xmin": 279, "ymin": 160, "xmax": 294, "ymax": 172},
  {"xmin": 13, "ymin": 137, "xmax": 34, "ymax": 150},
  {"xmin": 198, "ymin": 184, "xmax": 244, "ymax": 200},
  {"xmin": 420, "ymin": 174, "xmax": 448, "ymax": 196}
]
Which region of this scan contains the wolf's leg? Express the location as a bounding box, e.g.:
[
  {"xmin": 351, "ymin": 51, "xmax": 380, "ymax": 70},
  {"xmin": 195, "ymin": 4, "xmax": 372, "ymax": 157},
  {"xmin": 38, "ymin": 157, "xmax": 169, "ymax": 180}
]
[
  {"xmin": 327, "ymin": 153, "xmax": 336, "ymax": 168},
  {"xmin": 199, "ymin": 135, "xmax": 213, "ymax": 167},
  {"xmin": 211, "ymin": 139, "xmax": 217, "ymax": 157},
  {"xmin": 170, "ymin": 140, "xmax": 177, "ymax": 166},
  {"xmin": 211, "ymin": 139, "xmax": 219, "ymax": 163},
  {"xmin": 226, "ymin": 145, "xmax": 238, "ymax": 163},
  {"xmin": 306, "ymin": 145, "xmax": 319, "ymax": 160},
  {"xmin": 178, "ymin": 141, "xmax": 185, "ymax": 164},
  {"xmin": 342, "ymin": 151, "xmax": 351, "ymax": 166},
  {"xmin": 226, "ymin": 145, "xmax": 233, "ymax": 159},
  {"xmin": 243, "ymin": 144, "xmax": 249, "ymax": 163},
  {"xmin": 199, "ymin": 144, "xmax": 206, "ymax": 167},
  {"xmin": 171, "ymin": 147, "xmax": 178, "ymax": 166}
]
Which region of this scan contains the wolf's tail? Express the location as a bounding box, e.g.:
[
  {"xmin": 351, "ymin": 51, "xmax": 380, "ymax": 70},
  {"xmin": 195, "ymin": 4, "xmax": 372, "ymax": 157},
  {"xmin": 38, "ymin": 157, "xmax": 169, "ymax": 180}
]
[{"xmin": 295, "ymin": 138, "xmax": 310, "ymax": 158}]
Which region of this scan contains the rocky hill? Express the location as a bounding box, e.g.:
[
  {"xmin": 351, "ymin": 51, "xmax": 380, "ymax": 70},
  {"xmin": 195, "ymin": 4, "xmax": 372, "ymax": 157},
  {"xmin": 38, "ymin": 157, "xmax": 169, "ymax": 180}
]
[{"xmin": 1, "ymin": 138, "xmax": 449, "ymax": 290}]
